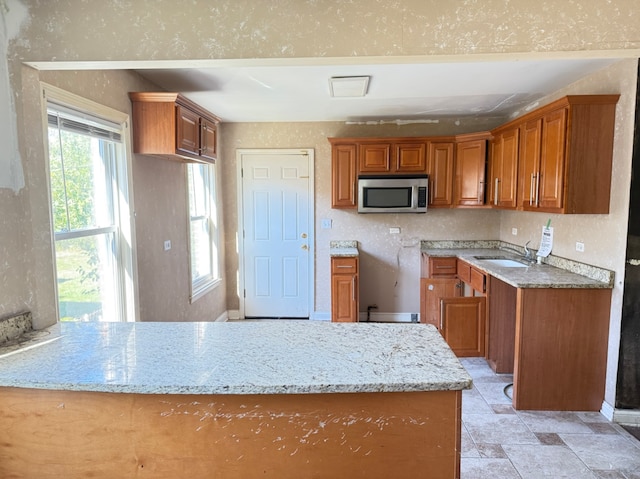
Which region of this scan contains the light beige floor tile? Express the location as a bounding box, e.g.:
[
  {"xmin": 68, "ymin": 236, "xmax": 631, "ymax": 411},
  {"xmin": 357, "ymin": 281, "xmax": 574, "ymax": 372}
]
[
  {"xmin": 503, "ymin": 444, "xmax": 596, "ymax": 478},
  {"xmin": 463, "ymin": 413, "xmax": 539, "ymax": 445},
  {"xmin": 462, "ymin": 386, "xmax": 494, "ymax": 415},
  {"xmin": 561, "ymin": 434, "xmax": 640, "ymax": 475},
  {"xmin": 461, "ymin": 425, "xmax": 481, "ymax": 458},
  {"xmin": 473, "ymin": 380, "xmax": 513, "ymax": 405},
  {"xmin": 516, "ymin": 410, "xmax": 593, "ymax": 434},
  {"xmin": 460, "ymin": 457, "xmax": 522, "ymax": 479}
]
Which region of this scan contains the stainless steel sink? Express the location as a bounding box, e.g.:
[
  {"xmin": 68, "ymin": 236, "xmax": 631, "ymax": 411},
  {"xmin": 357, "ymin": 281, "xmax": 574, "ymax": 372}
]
[{"xmin": 473, "ymin": 256, "xmax": 529, "ymax": 268}]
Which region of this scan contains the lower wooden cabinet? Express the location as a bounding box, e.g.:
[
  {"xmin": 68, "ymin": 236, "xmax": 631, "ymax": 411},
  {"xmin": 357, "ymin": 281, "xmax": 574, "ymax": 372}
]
[
  {"xmin": 331, "ymin": 257, "xmax": 359, "ymax": 322},
  {"xmin": 441, "ymin": 296, "xmax": 486, "ymax": 357},
  {"xmin": 420, "ymin": 276, "xmax": 485, "ymax": 357}
]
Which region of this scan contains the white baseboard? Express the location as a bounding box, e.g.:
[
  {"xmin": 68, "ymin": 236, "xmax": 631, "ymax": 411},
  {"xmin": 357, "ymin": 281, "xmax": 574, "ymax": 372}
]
[
  {"xmin": 601, "ymin": 401, "xmax": 615, "ymax": 421},
  {"xmin": 214, "ymin": 311, "xmax": 229, "ymax": 322},
  {"xmin": 227, "ymin": 310, "xmax": 241, "ymax": 320},
  {"xmin": 358, "ymin": 311, "xmax": 419, "ymax": 323},
  {"xmin": 310, "ymin": 311, "xmax": 331, "ymax": 321},
  {"xmin": 613, "ymin": 408, "xmax": 640, "ymax": 426}
]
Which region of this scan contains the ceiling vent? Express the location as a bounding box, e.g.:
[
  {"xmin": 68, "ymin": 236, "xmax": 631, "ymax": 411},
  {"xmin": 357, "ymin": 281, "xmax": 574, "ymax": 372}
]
[{"xmin": 329, "ymin": 76, "xmax": 370, "ymax": 97}]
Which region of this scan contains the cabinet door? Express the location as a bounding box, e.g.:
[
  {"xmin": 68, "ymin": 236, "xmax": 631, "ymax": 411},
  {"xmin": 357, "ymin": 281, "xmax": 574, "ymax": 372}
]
[
  {"xmin": 427, "ymin": 142, "xmax": 454, "ymax": 207},
  {"xmin": 331, "ymin": 144, "xmax": 357, "ymax": 208},
  {"xmin": 539, "ymin": 108, "xmax": 567, "ymax": 210},
  {"xmin": 489, "ymin": 128, "xmax": 519, "ymax": 208},
  {"xmin": 176, "ymin": 105, "xmax": 200, "ymax": 156},
  {"xmin": 200, "ymin": 117, "xmax": 217, "ymax": 161},
  {"xmin": 359, "ymin": 143, "xmax": 391, "ymax": 172},
  {"xmin": 487, "ymin": 276, "xmax": 516, "ymax": 374},
  {"xmin": 331, "ymin": 274, "xmax": 358, "ymax": 322},
  {"xmin": 395, "ymin": 142, "xmax": 427, "ymax": 172},
  {"xmin": 454, "ymin": 139, "xmax": 487, "ymax": 206},
  {"xmin": 420, "ymin": 278, "xmax": 461, "ymax": 328},
  {"xmin": 519, "ymin": 119, "xmax": 542, "ymax": 209},
  {"xmin": 441, "ymin": 296, "xmax": 486, "ymax": 357}
]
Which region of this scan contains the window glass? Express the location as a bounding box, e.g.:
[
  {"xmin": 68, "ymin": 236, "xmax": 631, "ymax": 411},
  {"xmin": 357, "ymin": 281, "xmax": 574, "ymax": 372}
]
[
  {"xmin": 47, "ymin": 105, "xmax": 129, "ymax": 321},
  {"xmin": 187, "ymin": 162, "xmax": 220, "ymax": 300}
]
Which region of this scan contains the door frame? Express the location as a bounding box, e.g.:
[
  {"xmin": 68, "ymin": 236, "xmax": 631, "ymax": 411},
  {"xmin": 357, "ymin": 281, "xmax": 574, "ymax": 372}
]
[{"xmin": 236, "ymin": 148, "xmax": 315, "ymax": 319}]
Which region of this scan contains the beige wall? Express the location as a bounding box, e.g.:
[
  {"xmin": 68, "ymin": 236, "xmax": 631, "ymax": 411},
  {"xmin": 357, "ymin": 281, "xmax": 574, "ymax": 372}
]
[
  {"xmin": 498, "ymin": 58, "xmax": 638, "ymax": 405},
  {"xmin": 12, "ymin": 67, "xmax": 228, "ymax": 326},
  {"xmin": 221, "ymin": 120, "xmax": 501, "ymax": 317},
  {"xmin": 2, "ymin": 0, "xmax": 639, "ymax": 410}
]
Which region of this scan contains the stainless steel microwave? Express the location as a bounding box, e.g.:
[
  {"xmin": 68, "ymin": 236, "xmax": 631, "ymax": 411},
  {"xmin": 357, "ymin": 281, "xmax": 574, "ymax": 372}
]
[{"xmin": 357, "ymin": 175, "xmax": 428, "ymax": 213}]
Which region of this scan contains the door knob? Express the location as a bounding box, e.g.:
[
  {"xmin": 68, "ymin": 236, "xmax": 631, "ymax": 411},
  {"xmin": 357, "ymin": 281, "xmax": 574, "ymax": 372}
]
[
  {"xmin": 301, "ymin": 244, "xmax": 309, "ymax": 250},
  {"xmin": 301, "ymin": 233, "xmax": 307, "ymax": 238}
]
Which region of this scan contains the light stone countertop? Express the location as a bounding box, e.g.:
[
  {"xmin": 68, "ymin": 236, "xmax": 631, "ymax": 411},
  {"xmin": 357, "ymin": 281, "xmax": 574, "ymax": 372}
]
[
  {"xmin": 0, "ymin": 321, "xmax": 471, "ymax": 395},
  {"xmin": 422, "ymin": 247, "xmax": 613, "ymax": 289},
  {"xmin": 329, "ymin": 240, "xmax": 359, "ymax": 257}
]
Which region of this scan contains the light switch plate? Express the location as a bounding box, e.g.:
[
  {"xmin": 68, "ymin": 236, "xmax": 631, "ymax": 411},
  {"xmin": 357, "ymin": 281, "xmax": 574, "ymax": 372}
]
[
  {"xmin": 512, "ymin": 228, "xmax": 518, "ymax": 236},
  {"xmin": 164, "ymin": 240, "xmax": 171, "ymax": 251},
  {"xmin": 576, "ymin": 241, "xmax": 585, "ymax": 252},
  {"xmin": 389, "ymin": 227, "xmax": 401, "ymax": 234}
]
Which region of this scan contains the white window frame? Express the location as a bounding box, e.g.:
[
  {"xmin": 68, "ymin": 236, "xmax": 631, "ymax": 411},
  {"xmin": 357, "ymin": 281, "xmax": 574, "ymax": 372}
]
[
  {"xmin": 42, "ymin": 83, "xmax": 139, "ymax": 322},
  {"xmin": 187, "ymin": 161, "xmax": 221, "ymax": 302}
]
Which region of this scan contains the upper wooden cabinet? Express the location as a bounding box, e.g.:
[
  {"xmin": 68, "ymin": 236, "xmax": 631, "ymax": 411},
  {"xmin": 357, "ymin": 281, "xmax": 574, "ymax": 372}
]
[
  {"xmin": 516, "ymin": 95, "xmax": 619, "ymax": 214},
  {"xmin": 454, "ymin": 133, "xmax": 490, "ymax": 207},
  {"xmin": 427, "ymin": 142, "xmax": 455, "ymax": 207},
  {"xmin": 331, "ymin": 143, "xmax": 357, "ymax": 208},
  {"xmin": 488, "ymin": 126, "xmax": 519, "ymax": 209},
  {"xmin": 358, "ymin": 139, "xmax": 427, "ymax": 173},
  {"xmin": 129, "ymin": 92, "xmax": 220, "ymax": 163}
]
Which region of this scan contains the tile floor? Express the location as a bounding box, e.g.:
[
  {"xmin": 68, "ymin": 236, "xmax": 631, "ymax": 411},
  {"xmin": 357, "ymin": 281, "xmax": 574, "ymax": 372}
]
[{"xmin": 459, "ymin": 357, "xmax": 640, "ymax": 479}]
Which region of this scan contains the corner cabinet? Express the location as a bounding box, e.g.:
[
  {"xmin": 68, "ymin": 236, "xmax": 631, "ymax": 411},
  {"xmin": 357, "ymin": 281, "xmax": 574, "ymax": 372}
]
[
  {"xmin": 331, "ymin": 256, "xmax": 359, "ymax": 322},
  {"xmin": 454, "ymin": 133, "xmax": 490, "ymax": 207},
  {"xmin": 129, "ymin": 92, "xmax": 220, "ymax": 163},
  {"xmin": 420, "ymin": 255, "xmax": 486, "ymax": 357},
  {"xmin": 488, "ymin": 126, "xmax": 519, "ymax": 209}
]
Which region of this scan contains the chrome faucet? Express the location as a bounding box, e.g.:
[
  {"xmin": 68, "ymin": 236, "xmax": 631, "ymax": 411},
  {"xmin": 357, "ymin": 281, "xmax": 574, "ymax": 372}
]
[
  {"xmin": 499, "ymin": 241, "xmax": 535, "ymax": 263},
  {"xmin": 523, "ymin": 241, "xmax": 534, "ymax": 262}
]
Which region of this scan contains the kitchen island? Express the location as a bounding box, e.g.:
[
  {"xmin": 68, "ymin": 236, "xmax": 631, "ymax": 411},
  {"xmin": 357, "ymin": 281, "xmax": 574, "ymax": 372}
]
[{"xmin": 0, "ymin": 321, "xmax": 471, "ymax": 479}]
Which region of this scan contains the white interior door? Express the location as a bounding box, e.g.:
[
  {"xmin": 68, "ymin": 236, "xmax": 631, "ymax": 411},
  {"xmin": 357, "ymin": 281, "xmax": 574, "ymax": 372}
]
[{"xmin": 239, "ymin": 150, "xmax": 313, "ymax": 318}]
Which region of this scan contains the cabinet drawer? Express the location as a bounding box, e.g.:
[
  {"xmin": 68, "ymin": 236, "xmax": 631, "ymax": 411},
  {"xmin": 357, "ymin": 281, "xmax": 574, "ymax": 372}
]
[
  {"xmin": 456, "ymin": 259, "xmax": 471, "ymax": 283},
  {"xmin": 331, "ymin": 257, "xmax": 358, "ymax": 274},
  {"xmin": 429, "ymin": 257, "xmax": 457, "ymax": 277},
  {"xmin": 470, "ymin": 267, "xmax": 486, "ymax": 293}
]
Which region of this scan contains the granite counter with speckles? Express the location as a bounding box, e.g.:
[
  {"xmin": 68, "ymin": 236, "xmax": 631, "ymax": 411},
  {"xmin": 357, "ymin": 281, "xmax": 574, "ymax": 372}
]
[
  {"xmin": 0, "ymin": 321, "xmax": 471, "ymax": 395},
  {"xmin": 422, "ymin": 243, "xmax": 613, "ymax": 289}
]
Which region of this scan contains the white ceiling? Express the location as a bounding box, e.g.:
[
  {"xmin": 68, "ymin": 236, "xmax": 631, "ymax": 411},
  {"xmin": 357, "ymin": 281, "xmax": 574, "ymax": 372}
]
[{"xmin": 135, "ymin": 57, "xmax": 619, "ymax": 124}]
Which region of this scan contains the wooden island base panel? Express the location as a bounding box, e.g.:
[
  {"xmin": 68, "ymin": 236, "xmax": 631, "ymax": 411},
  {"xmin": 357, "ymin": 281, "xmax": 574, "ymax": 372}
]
[
  {"xmin": 0, "ymin": 388, "xmax": 462, "ymax": 479},
  {"xmin": 0, "ymin": 322, "xmax": 471, "ymax": 479}
]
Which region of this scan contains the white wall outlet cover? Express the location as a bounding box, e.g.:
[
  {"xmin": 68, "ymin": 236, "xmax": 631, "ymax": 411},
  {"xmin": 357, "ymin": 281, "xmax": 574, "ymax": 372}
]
[
  {"xmin": 164, "ymin": 240, "xmax": 171, "ymax": 251},
  {"xmin": 321, "ymin": 218, "xmax": 332, "ymax": 229},
  {"xmin": 389, "ymin": 227, "xmax": 401, "ymax": 234},
  {"xmin": 512, "ymin": 228, "xmax": 518, "ymax": 235},
  {"xmin": 576, "ymin": 241, "xmax": 585, "ymax": 252}
]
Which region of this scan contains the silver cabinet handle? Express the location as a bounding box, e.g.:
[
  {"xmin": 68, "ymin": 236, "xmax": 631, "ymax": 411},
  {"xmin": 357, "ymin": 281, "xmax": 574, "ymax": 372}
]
[
  {"xmin": 535, "ymin": 173, "xmax": 540, "ymax": 207},
  {"xmin": 530, "ymin": 174, "xmax": 535, "ymax": 205},
  {"xmin": 494, "ymin": 178, "xmax": 500, "ymax": 206}
]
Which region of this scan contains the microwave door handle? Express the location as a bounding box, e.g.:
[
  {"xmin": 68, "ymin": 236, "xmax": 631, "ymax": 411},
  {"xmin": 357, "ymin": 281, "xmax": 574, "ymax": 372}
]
[{"xmin": 412, "ymin": 185, "xmax": 418, "ymax": 209}]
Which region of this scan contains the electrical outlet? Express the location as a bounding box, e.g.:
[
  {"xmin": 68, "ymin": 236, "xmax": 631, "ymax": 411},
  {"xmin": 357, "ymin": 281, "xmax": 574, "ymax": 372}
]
[
  {"xmin": 512, "ymin": 228, "xmax": 518, "ymax": 236},
  {"xmin": 164, "ymin": 240, "xmax": 171, "ymax": 251},
  {"xmin": 321, "ymin": 218, "xmax": 332, "ymax": 229},
  {"xmin": 576, "ymin": 241, "xmax": 585, "ymax": 252},
  {"xmin": 389, "ymin": 227, "xmax": 401, "ymax": 234}
]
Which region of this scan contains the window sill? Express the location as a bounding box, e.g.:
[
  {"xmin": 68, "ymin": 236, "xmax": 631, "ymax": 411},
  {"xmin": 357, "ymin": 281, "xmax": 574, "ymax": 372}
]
[{"xmin": 190, "ymin": 278, "xmax": 222, "ymax": 304}]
